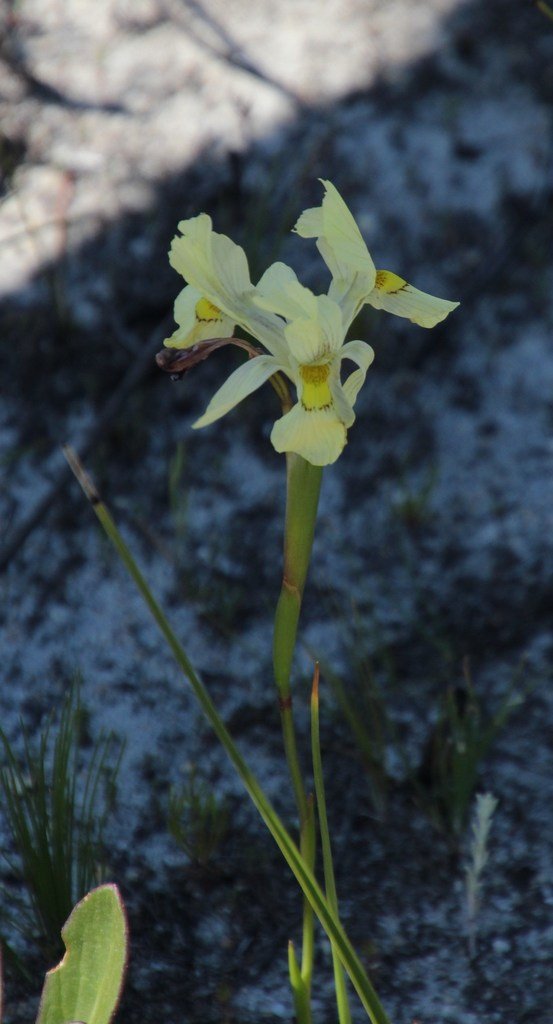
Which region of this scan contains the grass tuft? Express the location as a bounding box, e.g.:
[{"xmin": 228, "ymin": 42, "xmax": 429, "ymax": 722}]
[
  {"xmin": 0, "ymin": 678, "xmax": 124, "ymax": 959},
  {"xmin": 168, "ymin": 765, "xmax": 228, "ymax": 868},
  {"xmin": 416, "ymin": 658, "xmax": 524, "ymax": 838}
]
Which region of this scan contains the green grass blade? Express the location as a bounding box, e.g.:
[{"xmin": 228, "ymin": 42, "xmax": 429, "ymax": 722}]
[
  {"xmin": 288, "ymin": 940, "xmax": 312, "ymax": 1024},
  {"xmin": 311, "ymin": 666, "xmax": 352, "ymax": 1024}
]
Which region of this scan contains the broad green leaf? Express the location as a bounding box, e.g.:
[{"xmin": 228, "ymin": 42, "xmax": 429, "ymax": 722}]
[{"xmin": 36, "ymin": 885, "xmax": 127, "ymax": 1024}]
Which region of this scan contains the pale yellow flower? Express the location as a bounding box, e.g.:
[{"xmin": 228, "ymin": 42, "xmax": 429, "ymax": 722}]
[
  {"xmin": 184, "ymin": 257, "xmax": 374, "ymax": 464},
  {"xmin": 165, "ymin": 184, "xmax": 459, "ymax": 466},
  {"xmin": 167, "ymin": 214, "xmax": 288, "ymax": 361},
  {"xmin": 252, "ymin": 263, "xmax": 374, "ymax": 464},
  {"xmin": 295, "ymin": 180, "xmax": 459, "ymax": 329}
]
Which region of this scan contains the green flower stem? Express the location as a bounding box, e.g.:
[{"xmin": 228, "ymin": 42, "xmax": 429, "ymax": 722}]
[
  {"xmin": 311, "ymin": 666, "xmax": 352, "ymax": 1024},
  {"xmin": 273, "ymin": 454, "xmax": 323, "ymax": 710},
  {"xmin": 65, "ymin": 448, "xmax": 391, "ymax": 1024},
  {"xmin": 273, "ymin": 453, "xmax": 322, "ymax": 1003}
]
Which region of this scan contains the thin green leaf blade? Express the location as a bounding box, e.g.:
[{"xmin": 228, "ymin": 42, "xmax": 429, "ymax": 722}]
[{"xmin": 36, "ymin": 885, "xmax": 128, "ymax": 1024}]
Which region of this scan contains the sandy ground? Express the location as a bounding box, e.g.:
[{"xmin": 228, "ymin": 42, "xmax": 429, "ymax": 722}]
[{"xmin": 2, "ymin": 1, "xmax": 553, "ymax": 1022}]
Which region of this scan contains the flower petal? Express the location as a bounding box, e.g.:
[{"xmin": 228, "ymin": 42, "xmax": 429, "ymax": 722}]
[
  {"xmin": 329, "ymin": 377, "xmax": 355, "ymax": 428},
  {"xmin": 255, "ymin": 262, "xmax": 318, "ymax": 321},
  {"xmin": 293, "ymin": 206, "xmax": 324, "ymax": 238},
  {"xmin": 193, "ymin": 354, "xmax": 282, "ymax": 429},
  {"xmin": 368, "ymin": 271, "xmax": 459, "ymax": 328},
  {"xmin": 172, "ymin": 215, "xmax": 251, "ymax": 298},
  {"xmin": 164, "ymin": 285, "xmax": 235, "ymax": 349},
  {"xmin": 294, "ymin": 180, "xmax": 376, "ymax": 289},
  {"xmin": 284, "ymin": 295, "xmax": 344, "ymax": 364},
  {"xmin": 339, "ymin": 339, "xmax": 375, "ymax": 405},
  {"xmin": 169, "ymin": 215, "xmax": 288, "ymax": 360},
  {"xmin": 174, "ymin": 285, "xmax": 200, "ymax": 330},
  {"xmin": 270, "ymin": 403, "xmax": 347, "ymax": 465}
]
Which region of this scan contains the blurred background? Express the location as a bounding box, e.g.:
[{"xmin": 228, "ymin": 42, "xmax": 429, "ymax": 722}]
[{"xmin": 1, "ymin": 2, "xmax": 553, "ymax": 1022}]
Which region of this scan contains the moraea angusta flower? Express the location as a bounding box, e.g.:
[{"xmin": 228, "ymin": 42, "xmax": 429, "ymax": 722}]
[{"xmin": 165, "ymin": 181, "xmax": 459, "ymax": 465}]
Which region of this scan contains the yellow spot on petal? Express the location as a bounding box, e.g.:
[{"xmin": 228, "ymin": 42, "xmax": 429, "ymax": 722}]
[
  {"xmin": 300, "ymin": 363, "xmax": 332, "ymax": 411},
  {"xmin": 195, "ymin": 297, "xmax": 223, "ymax": 323},
  {"xmin": 375, "ymin": 270, "xmax": 407, "ymax": 294}
]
